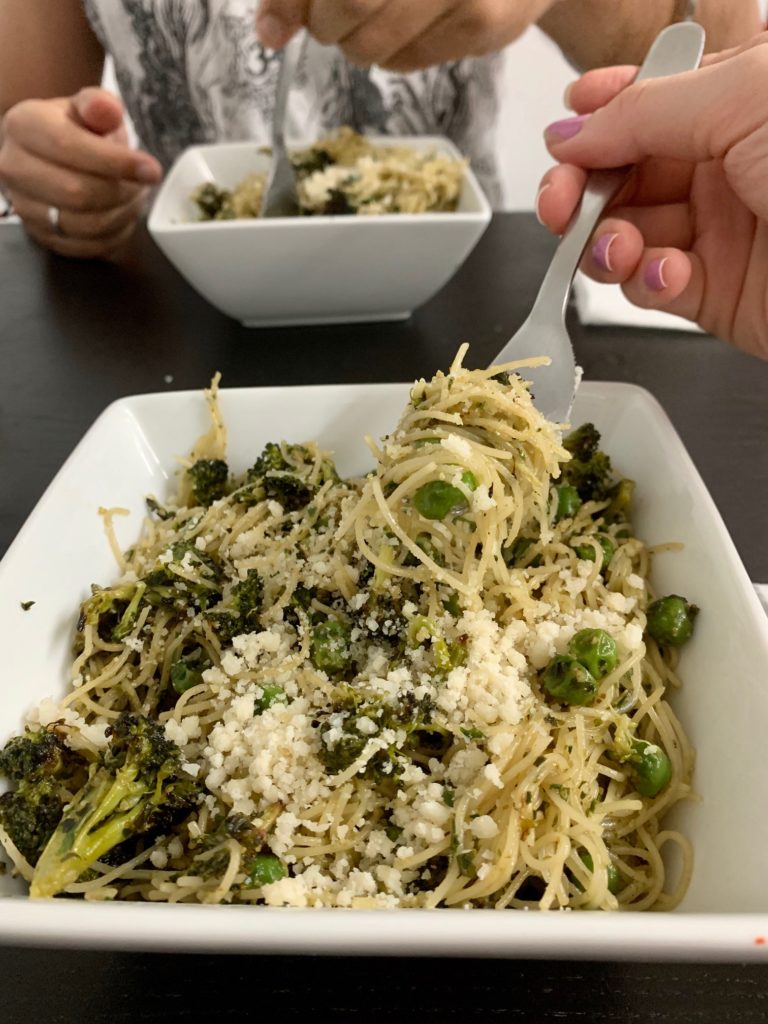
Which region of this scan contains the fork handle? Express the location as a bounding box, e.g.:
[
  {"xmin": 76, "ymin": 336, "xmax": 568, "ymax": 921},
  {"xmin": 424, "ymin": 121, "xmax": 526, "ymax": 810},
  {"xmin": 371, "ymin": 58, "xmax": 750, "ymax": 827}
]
[{"xmin": 527, "ymin": 21, "xmax": 706, "ymax": 325}]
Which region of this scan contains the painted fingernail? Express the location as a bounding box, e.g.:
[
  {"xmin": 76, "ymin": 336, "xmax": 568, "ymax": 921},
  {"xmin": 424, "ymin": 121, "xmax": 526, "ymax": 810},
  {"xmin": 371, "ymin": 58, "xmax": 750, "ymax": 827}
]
[
  {"xmin": 535, "ymin": 182, "xmax": 551, "ymax": 226},
  {"xmin": 644, "ymin": 257, "xmax": 669, "ymax": 291},
  {"xmin": 545, "ymin": 114, "xmax": 588, "ymax": 141},
  {"xmin": 592, "ymin": 233, "xmax": 618, "ymax": 272},
  {"xmin": 563, "ymin": 82, "xmax": 575, "ymax": 110},
  {"xmin": 257, "ymin": 13, "xmax": 288, "ymax": 48}
]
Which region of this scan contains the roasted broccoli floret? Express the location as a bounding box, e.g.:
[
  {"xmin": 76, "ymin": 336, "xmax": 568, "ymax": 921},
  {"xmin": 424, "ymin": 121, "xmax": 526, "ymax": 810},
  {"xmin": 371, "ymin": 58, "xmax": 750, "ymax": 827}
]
[
  {"xmin": 243, "ymin": 442, "xmax": 316, "ymax": 511},
  {"xmin": 292, "ymin": 147, "xmax": 334, "ymax": 177},
  {"xmin": 0, "ymin": 729, "xmax": 89, "ymax": 867},
  {"xmin": 141, "ymin": 542, "xmax": 224, "ymax": 611},
  {"xmin": 560, "ymin": 423, "xmax": 613, "ymax": 502},
  {"xmin": 30, "ymin": 713, "xmax": 202, "ymax": 899},
  {"xmin": 192, "ymin": 182, "xmax": 232, "ymax": 221},
  {"xmin": 207, "ymin": 569, "xmax": 264, "ymax": 642},
  {"xmin": 321, "ymin": 188, "xmax": 355, "ymax": 215},
  {"xmin": 79, "ymin": 543, "xmax": 225, "ymax": 643},
  {"xmin": 187, "ymin": 458, "xmax": 229, "ymax": 507}
]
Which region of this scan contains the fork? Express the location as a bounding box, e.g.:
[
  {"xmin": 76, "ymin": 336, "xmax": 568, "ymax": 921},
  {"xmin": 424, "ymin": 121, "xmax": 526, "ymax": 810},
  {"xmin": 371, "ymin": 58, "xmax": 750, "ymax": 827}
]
[
  {"xmin": 490, "ymin": 21, "xmax": 706, "ymax": 424},
  {"xmin": 261, "ymin": 32, "xmax": 304, "ymax": 218}
]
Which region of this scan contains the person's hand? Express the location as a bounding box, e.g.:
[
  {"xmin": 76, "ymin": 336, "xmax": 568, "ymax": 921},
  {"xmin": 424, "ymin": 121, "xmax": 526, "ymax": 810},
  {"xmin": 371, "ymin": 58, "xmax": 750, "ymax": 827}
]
[
  {"xmin": 255, "ymin": 0, "xmax": 554, "ymax": 72},
  {"xmin": 536, "ymin": 36, "xmax": 768, "ymax": 360},
  {"xmin": 0, "ymin": 87, "xmax": 162, "ymax": 260}
]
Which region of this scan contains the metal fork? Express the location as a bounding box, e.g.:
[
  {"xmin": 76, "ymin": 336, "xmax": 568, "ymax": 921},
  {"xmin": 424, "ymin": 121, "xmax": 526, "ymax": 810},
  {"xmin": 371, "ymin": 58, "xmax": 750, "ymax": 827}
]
[
  {"xmin": 261, "ymin": 32, "xmax": 304, "ymax": 218},
  {"xmin": 490, "ymin": 21, "xmax": 706, "ymax": 423}
]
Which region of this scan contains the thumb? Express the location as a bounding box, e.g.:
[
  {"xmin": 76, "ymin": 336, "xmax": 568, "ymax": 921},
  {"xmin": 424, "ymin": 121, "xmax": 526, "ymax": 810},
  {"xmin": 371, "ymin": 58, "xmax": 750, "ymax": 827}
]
[
  {"xmin": 544, "ymin": 44, "xmax": 768, "ymax": 169},
  {"xmin": 70, "ymin": 87, "xmax": 125, "ymax": 136}
]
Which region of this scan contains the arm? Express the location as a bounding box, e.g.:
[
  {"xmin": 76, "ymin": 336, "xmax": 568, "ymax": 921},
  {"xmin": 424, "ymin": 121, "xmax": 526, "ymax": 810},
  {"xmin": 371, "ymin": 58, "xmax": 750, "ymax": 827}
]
[
  {"xmin": 538, "ymin": 0, "xmax": 763, "ymax": 70},
  {"xmin": 0, "ymin": 0, "xmax": 162, "ymax": 260},
  {"xmin": 0, "ymin": 0, "xmax": 104, "ymax": 117}
]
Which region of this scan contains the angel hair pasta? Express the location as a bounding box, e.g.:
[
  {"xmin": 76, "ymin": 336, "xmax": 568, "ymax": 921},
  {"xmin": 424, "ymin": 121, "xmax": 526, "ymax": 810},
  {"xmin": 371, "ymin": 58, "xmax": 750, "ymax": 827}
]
[
  {"xmin": 192, "ymin": 127, "xmax": 466, "ymax": 220},
  {"xmin": 0, "ymin": 348, "xmax": 696, "ymax": 909}
]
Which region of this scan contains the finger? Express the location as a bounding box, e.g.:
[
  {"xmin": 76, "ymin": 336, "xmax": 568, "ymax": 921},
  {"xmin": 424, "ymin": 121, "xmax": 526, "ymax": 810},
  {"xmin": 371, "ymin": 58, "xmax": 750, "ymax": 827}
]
[
  {"xmin": 564, "ymin": 66, "xmax": 638, "ymax": 115},
  {"xmin": 22, "ymin": 215, "xmax": 138, "ymax": 261},
  {"xmin": 307, "ymin": 0, "xmax": 389, "ymax": 46},
  {"xmin": 564, "ymin": 34, "xmax": 768, "ymax": 115},
  {"xmin": 385, "ymin": 0, "xmax": 548, "ymax": 72},
  {"xmin": 601, "ymin": 203, "xmax": 693, "ymax": 252},
  {"xmin": 2, "ymin": 97, "xmax": 161, "ymax": 184},
  {"xmin": 70, "ymin": 87, "xmax": 125, "ymax": 137},
  {"xmin": 544, "ymin": 45, "xmax": 768, "ymax": 170},
  {"xmin": 10, "ymin": 189, "xmax": 147, "ymax": 242},
  {"xmin": 329, "ymin": 0, "xmax": 461, "ymax": 67},
  {"xmin": 535, "ymin": 164, "xmax": 587, "ymax": 235},
  {"xmin": 620, "ymin": 247, "xmax": 703, "ymax": 324},
  {"xmin": 584, "ymin": 219, "xmax": 645, "ymax": 283},
  {"xmin": 255, "ymin": 0, "xmax": 310, "ymax": 48},
  {"xmin": 0, "ymin": 143, "xmax": 142, "ymax": 212}
]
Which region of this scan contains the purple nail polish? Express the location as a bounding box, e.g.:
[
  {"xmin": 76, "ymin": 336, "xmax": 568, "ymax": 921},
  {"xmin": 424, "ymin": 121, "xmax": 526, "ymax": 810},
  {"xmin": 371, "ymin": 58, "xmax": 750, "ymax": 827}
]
[
  {"xmin": 644, "ymin": 257, "xmax": 669, "ymax": 292},
  {"xmin": 592, "ymin": 233, "xmax": 618, "ymax": 273},
  {"xmin": 545, "ymin": 114, "xmax": 588, "ymax": 141}
]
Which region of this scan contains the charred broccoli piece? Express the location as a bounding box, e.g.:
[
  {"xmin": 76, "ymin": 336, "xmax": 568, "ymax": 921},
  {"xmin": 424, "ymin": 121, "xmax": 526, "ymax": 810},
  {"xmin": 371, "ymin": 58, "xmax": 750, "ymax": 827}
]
[
  {"xmin": 187, "ymin": 458, "xmax": 229, "ymax": 507},
  {"xmin": 321, "ymin": 188, "xmax": 355, "ymax": 215},
  {"xmin": 244, "ymin": 442, "xmax": 315, "ymax": 511},
  {"xmin": 0, "ymin": 729, "xmax": 89, "ymax": 867},
  {"xmin": 207, "ymin": 569, "xmax": 264, "ymax": 643},
  {"xmin": 192, "ymin": 182, "xmax": 232, "ymax": 221},
  {"xmin": 79, "ymin": 543, "xmax": 224, "ymax": 643},
  {"xmin": 141, "ymin": 542, "xmax": 224, "ymax": 611},
  {"xmin": 560, "ymin": 423, "xmax": 613, "ymax": 503},
  {"xmin": 30, "ymin": 713, "xmax": 202, "ymax": 899},
  {"xmin": 292, "ymin": 147, "xmax": 334, "ymax": 177}
]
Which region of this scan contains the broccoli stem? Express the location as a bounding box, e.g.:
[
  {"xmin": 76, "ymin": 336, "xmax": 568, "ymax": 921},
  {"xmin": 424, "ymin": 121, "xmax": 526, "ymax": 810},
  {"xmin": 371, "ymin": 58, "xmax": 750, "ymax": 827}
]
[{"xmin": 30, "ymin": 765, "xmax": 147, "ymax": 899}]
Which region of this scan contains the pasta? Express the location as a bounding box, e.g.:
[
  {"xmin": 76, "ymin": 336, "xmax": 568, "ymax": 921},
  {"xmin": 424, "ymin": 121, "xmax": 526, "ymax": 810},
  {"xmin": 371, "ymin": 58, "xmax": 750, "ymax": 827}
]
[
  {"xmin": 192, "ymin": 127, "xmax": 466, "ymax": 220},
  {"xmin": 0, "ymin": 349, "xmax": 695, "ymax": 909}
]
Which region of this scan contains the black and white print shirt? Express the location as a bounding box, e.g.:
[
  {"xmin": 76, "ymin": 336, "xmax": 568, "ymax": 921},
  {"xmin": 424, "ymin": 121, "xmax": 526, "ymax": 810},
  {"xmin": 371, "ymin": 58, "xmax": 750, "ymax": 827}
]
[{"xmin": 82, "ymin": 0, "xmax": 503, "ymax": 205}]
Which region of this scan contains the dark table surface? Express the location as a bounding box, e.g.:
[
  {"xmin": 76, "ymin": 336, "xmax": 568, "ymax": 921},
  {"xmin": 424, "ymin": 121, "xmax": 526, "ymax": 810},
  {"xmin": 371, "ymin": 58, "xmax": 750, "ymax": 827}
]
[{"xmin": 1, "ymin": 214, "xmax": 767, "ymax": 1022}]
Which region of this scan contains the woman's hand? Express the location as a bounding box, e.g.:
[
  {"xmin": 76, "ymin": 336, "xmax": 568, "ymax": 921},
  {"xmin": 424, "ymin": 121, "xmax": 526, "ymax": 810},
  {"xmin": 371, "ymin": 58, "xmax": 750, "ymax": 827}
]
[
  {"xmin": 0, "ymin": 87, "xmax": 162, "ymax": 259},
  {"xmin": 255, "ymin": 0, "xmax": 554, "ymax": 72},
  {"xmin": 536, "ymin": 35, "xmax": 768, "ymax": 360}
]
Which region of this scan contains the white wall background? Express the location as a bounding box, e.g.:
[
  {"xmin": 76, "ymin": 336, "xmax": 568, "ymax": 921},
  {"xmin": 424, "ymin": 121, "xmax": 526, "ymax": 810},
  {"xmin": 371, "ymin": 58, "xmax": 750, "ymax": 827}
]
[{"xmin": 496, "ymin": 26, "xmax": 574, "ymax": 209}]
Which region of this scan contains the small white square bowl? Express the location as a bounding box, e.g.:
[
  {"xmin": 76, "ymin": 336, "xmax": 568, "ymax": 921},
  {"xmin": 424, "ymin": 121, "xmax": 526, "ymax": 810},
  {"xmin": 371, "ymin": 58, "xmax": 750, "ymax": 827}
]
[
  {"xmin": 147, "ymin": 137, "xmax": 491, "ymax": 327},
  {"xmin": 2, "ymin": 381, "xmax": 768, "ymax": 959}
]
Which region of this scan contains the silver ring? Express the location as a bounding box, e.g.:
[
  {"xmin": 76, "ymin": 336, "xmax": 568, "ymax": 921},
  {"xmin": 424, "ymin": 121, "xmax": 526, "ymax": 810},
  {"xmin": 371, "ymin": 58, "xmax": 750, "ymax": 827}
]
[{"xmin": 47, "ymin": 205, "xmax": 64, "ymax": 236}]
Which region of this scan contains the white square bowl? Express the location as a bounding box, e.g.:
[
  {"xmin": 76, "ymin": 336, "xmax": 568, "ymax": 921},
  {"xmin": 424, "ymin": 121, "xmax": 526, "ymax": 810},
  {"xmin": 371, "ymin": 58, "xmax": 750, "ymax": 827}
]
[
  {"xmin": 2, "ymin": 381, "xmax": 768, "ymax": 959},
  {"xmin": 147, "ymin": 137, "xmax": 491, "ymax": 327}
]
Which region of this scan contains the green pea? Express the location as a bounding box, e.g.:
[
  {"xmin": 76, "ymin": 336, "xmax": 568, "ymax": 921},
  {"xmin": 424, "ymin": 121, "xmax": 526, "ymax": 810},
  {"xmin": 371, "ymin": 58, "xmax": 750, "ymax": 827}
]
[
  {"xmin": 541, "ymin": 655, "xmax": 598, "ymax": 706},
  {"xmin": 413, "ymin": 480, "xmax": 468, "ymax": 520},
  {"xmin": 254, "ymin": 684, "xmax": 285, "ymax": 714},
  {"xmin": 555, "ymin": 485, "xmax": 582, "ymax": 522},
  {"xmin": 578, "ymin": 850, "xmax": 622, "ymax": 894},
  {"xmin": 646, "ymin": 595, "xmax": 698, "ymax": 647},
  {"xmin": 310, "ymin": 619, "xmax": 351, "ymax": 674},
  {"xmin": 628, "ymin": 738, "xmax": 672, "ymax": 797},
  {"xmin": 568, "ymin": 628, "xmax": 618, "ymax": 681},
  {"xmin": 461, "ymin": 470, "xmax": 478, "ymax": 491},
  {"xmin": 170, "ymin": 646, "xmax": 209, "ymax": 694},
  {"xmin": 574, "ymin": 534, "xmax": 615, "ymax": 568},
  {"xmin": 244, "ymin": 854, "xmax": 287, "ymax": 888}
]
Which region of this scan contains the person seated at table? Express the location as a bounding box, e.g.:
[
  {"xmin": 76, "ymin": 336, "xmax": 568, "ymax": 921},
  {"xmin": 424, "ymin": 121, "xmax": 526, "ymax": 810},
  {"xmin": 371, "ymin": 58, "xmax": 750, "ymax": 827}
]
[
  {"xmin": 536, "ymin": 30, "xmax": 768, "ymax": 361},
  {"xmin": 0, "ymin": 0, "xmax": 759, "ymax": 260}
]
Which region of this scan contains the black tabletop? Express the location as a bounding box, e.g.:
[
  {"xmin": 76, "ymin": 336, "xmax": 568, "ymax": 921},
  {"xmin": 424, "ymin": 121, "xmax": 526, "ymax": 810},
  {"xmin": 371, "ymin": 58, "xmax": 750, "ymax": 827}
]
[{"xmin": 1, "ymin": 214, "xmax": 767, "ymax": 1022}]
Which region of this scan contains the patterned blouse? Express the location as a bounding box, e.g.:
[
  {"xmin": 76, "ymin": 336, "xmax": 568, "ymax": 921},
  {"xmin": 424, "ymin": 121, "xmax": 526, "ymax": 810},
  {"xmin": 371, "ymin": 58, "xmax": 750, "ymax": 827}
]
[{"xmin": 82, "ymin": 0, "xmax": 503, "ymax": 205}]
